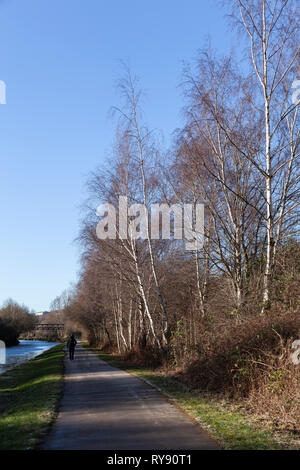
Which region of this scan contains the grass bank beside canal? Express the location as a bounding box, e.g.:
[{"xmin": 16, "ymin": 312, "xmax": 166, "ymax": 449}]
[{"xmin": 0, "ymin": 343, "xmax": 64, "ymax": 450}]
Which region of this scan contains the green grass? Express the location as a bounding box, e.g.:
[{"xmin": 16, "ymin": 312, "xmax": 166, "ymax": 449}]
[
  {"xmin": 88, "ymin": 348, "xmax": 283, "ymax": 450},
  {"xmin": 0, "ymin": 344, "xmax": 64, "ymax": 450}
]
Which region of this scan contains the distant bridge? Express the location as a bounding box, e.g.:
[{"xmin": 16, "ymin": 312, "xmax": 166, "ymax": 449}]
[{"xmin": 34, "ymin": 323, "xmax": 65, "ymax": 331}]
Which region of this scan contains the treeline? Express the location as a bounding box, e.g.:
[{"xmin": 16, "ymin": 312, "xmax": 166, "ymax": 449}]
[
  {"xmin": 61, "ymin": 0, "xmax": 300, "ymax": 428},
  {"xmin": 0, "ymin": 300, "xmax": 35, "ymax": 346}
]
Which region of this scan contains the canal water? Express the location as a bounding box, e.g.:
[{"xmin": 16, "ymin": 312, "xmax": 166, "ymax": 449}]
[{"xmin": 0, "ymin": 340, "xmax": 59, "ymax": 375}]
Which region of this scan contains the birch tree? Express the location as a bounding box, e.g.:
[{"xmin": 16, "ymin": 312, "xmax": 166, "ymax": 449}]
[
  {"xmin": 114, "ymin": 68, "xmax": 169, "ymax": 351},
  {"xmin": 178, "ymin": 51, "xmax": 265, "ymax": 311},
  {"xmin": 233, "ymin": 0, "xmax": 300, "ymax": 310}
]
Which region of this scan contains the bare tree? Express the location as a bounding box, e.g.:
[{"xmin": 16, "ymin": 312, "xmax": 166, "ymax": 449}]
[
  {"xmin": 114, "ymin": 67, "xmax": 169, "ymax": 351},
  {"xmin": 232, "ymin": 0, "xmax": 300, "ymax": 310}
]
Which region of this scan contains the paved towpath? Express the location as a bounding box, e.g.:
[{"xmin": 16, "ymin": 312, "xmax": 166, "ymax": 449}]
[{"xmin": 43, "ymin": 343, "xmax": 220, "ymax": 450}]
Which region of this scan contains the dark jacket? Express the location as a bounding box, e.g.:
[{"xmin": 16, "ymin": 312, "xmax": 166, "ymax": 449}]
[{"xmin": 67, "ymin": 336, "xmax": 77, "ymax": 350}]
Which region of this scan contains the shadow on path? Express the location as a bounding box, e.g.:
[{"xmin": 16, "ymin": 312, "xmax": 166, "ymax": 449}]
[{"xmin": 43, "ymin": 343, "xmax": 220, "ymax": 450}]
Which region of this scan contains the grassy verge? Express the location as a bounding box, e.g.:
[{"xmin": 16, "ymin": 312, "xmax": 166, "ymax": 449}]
[
  {"xmin": 0, "ymin": 343, "xmax": 64, "ymax": 450},
  {"xmin": 87, "ymin": 346, "xmax": 283, "ymax": 450}
]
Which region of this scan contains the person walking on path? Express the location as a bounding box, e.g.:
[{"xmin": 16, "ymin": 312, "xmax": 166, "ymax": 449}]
[
  {"xmin": 67, "ymin": 334, "xmax": 77, "ymax": 360},
  {"xmin": 43, "ymin": 344, "xmax": 220, "ymax": 450}
]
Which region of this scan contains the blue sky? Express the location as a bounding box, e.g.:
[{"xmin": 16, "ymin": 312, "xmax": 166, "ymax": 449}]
[{"xmin": 0, "ymin": 0, "xmax": 233, "ymax": 311}]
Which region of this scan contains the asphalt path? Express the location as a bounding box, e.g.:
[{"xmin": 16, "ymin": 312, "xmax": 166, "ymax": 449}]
[{"xmin": 43, "ymin": 343, "xmax": 220, "ymax": 450}]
